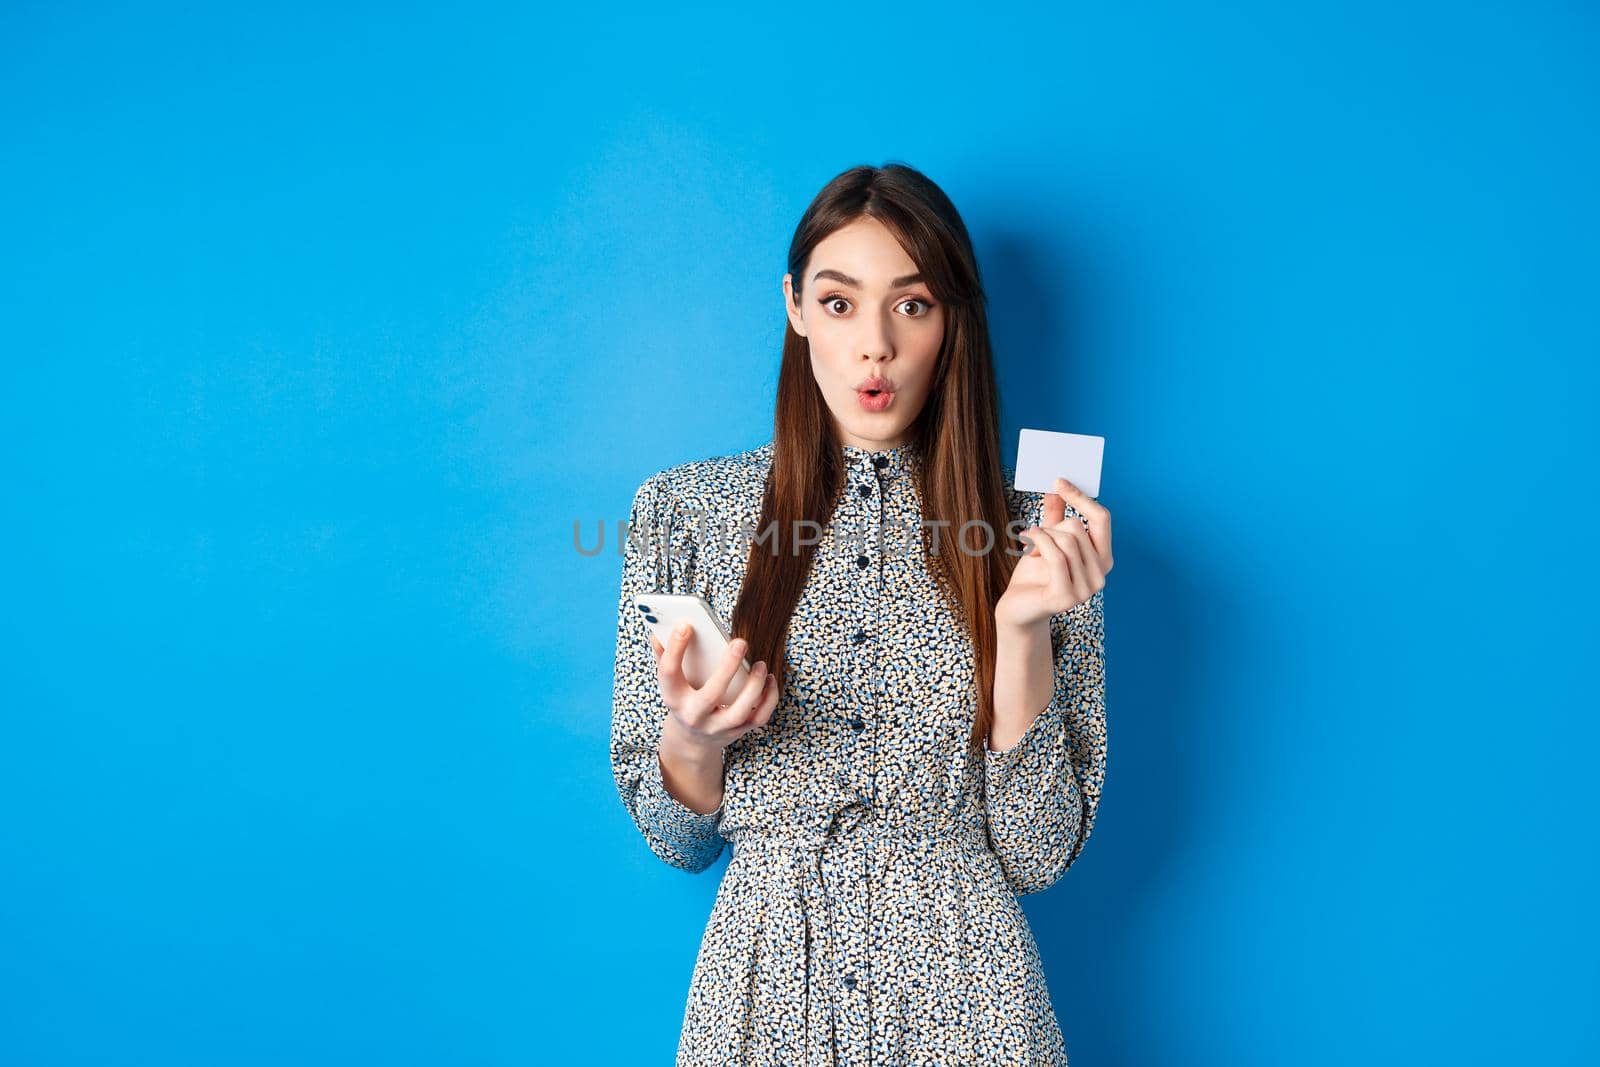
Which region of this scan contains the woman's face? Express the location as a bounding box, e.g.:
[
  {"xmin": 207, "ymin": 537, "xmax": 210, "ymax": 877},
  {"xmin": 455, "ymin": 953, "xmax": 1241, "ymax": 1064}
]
[{"xmin": 783, "ymin": 216, "xmax": 944, "ymax": 451}]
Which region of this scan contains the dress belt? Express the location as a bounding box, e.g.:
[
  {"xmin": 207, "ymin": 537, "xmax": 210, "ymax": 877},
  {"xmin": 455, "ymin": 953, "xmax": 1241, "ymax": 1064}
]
[{"xmin": 726, "ymin": 811, "xmax": 989, "ymax": 1066}]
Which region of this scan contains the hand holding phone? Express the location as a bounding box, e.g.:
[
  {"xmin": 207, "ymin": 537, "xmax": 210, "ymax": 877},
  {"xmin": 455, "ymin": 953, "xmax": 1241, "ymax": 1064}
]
[{"xmin": 634, "ymin": 593, "xmax": 779, "ymax": 750}]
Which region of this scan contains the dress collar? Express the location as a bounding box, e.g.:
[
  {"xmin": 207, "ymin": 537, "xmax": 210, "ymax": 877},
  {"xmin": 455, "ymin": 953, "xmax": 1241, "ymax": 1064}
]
[
  {"xmin": 754, "ymin": 439, "xmax": 923, "ymax": 477},
  {"xmin": 840, "ymin": 440, "xmax": 921, "ymax": 477}
]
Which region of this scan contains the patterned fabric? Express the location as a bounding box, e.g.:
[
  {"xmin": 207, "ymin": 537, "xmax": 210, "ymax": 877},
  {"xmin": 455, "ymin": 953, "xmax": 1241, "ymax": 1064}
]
[{"xmin": 610, "ymin": 439, "xmax": 1107, "ymax": 1066}]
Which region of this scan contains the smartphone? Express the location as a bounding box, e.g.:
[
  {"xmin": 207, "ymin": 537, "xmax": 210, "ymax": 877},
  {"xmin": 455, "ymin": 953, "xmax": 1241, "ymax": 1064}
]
[{"xmin": 632, "ymin": 592, "xmax": 754, "ymax": 707}]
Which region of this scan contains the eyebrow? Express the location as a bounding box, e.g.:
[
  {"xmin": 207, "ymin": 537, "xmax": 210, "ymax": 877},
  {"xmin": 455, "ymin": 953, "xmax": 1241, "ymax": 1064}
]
[{"xmin": 811, "ymin": 268, "xmax": 926, "ymax": 289}]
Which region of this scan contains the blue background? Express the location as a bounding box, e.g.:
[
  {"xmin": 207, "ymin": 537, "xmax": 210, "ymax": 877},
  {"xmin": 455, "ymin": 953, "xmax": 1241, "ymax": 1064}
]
[{"xmin": 4, "ymin": 2, "xmax": 1596, "ymax": 1063}]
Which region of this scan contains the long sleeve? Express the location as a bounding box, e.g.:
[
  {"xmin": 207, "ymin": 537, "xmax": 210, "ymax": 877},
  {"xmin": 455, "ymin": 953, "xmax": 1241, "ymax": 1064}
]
[
  {"xmin": 609, "ymin": 471, "xmax": 727, "ymax": 874},
  {"xmin": 983, "ymin": 493, "xmax": 1109, "ymax": 896}
]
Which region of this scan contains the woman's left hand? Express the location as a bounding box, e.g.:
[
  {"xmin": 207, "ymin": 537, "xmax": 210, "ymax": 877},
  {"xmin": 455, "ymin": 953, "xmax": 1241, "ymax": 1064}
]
[{"xmin": 995, "ymin": 476, "xmax": 1114, "ymax": 630}]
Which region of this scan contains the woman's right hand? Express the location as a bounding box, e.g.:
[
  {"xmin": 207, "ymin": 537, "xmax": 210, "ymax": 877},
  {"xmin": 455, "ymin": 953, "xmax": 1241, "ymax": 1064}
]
[{"xmin": 648, "ymin": 621, "xmax": 779, "ymax": 755}]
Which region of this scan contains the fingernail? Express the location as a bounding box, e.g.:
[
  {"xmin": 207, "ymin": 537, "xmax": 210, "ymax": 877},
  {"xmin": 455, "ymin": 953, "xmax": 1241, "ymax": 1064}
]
[
  {"xmin": 675, "ymin": 621, "xmax": 691, "ymax": 635},
  {"xmin": 731, "ymin": 638, "xmax": 747, "ymax": 653}
]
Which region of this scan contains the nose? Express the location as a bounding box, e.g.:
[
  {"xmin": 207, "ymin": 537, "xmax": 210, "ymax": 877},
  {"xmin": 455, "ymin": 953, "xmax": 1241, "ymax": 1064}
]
[
  {"xmin": 860, "ymin": 338, "xmax": 893, "ymax": 362},
  {"xmin": 860, "ymin": 309, "xmax": 896, "ymax": 362}
]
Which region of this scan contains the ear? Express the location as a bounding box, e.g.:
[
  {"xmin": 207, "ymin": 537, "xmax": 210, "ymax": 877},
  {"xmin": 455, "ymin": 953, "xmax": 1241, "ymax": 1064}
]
[{"xmin": 782, "ymin": 273, "xmax": 808, "ymax": 338}]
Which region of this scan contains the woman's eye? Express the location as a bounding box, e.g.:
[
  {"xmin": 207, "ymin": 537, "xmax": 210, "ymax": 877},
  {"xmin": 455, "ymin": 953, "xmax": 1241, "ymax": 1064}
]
[
  {"xmin": 820, "ymin": 296, "xmax": 851, "ymax": 315},
  {"xmin": 899, "ymin": 298, "xmax": 934, "ymax": 316}
]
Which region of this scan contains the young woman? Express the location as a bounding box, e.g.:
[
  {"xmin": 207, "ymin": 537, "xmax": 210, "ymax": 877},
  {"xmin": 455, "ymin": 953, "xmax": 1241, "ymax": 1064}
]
[{"xmin": 610, "ymin": 162, "xmax": 1113, "ymax": 1066}]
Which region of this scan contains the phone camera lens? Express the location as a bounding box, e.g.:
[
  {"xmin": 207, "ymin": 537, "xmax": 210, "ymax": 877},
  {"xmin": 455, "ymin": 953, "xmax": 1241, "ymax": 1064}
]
[
  {"xmin": 644, "ymin": 614, "xmax": 658, "ymax": 623},
  {"xmin": 637, "ymin": 603, "xmax": 651, "ymax": 612}
]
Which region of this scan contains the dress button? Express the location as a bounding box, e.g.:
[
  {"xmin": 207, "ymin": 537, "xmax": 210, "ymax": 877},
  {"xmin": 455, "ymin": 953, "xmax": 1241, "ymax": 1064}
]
[
  {"xmin": 849, "ymin": 717, "xmax": 865, "ymax": 731},
  {"xmin": 873, "ymin": 455, "xmax": 888, "ymax": 469},
  {"xmin": 855, "ymin": 554, "xmax": 869, "ymax": 569},
  {"xmin": 842, "ymin": 974, "xmax": 857, "ymax": 989},
  {"xmin": 858, "ymin": 483, "xmax": 873, "ymax": 498},
  {"xmin": 850, "ymin": 630, "xmax": 867, "ymax": 645}
]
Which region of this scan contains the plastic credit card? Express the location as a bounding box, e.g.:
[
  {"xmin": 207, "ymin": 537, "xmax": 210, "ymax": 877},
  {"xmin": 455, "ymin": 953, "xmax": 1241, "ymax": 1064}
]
[{"xmin": 1014, "ymin": 428, "xmax": 1104, "ymax": 498}]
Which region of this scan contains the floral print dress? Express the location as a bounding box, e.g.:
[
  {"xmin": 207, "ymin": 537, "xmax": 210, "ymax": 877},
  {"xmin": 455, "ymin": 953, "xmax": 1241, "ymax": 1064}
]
[{"xmin": 610, "ymin": 439, "xmax": 1107, "ymax": 1066}]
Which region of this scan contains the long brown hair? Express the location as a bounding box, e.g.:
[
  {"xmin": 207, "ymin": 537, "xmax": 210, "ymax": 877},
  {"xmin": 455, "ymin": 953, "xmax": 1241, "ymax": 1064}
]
[{"xmin": 728, "ymin": 162, "xmax": 1020, "ymax": 751}]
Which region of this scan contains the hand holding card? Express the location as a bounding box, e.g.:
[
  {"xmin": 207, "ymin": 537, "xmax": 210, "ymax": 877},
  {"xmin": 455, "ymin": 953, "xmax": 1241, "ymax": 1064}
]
[{"xmin": 997, "ymin": 427, "xmax": 1114, "ymax": 630}]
